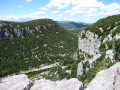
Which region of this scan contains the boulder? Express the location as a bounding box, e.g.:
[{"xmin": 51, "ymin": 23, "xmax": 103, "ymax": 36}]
[
  {"xmin": 0, "ymin": 74, "xmax": 30, "ymax": 90},
  {"xmin": 85, "ymin": 63, "xmax": 120, "ymax": 90},
  {"xmin": 31, "ymin": 78, "xmax": 84, "ymax": 90}
]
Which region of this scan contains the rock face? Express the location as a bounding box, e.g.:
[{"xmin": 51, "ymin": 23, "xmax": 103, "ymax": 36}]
[
  {"xmin": 0, "ymin": 75, "xmax": 30, "ymax": 90},
  {"xmin": 85, "ymin": 63, "xmax": 120, "ymax": 90},
  {"xmin": 77, "ymin": 54, "xmax": 101, "ymax": 76},
  {"xmin": 114, "ymin": 67, "xmax": 120, "ymax": 90},
  {"xmin": 0, "ymin": 21, "xmax": 58, "ymax": 39},
  {"xmin": 78, "ymin": 30, "xmax": 101, "ymax": 55},
  {"xmin": 31, "ymin": 78, "xmax": 84, "ymax": 90},
  {"xmin": 77, "ymin": 62, "xmax": 84, "ymax": 76},
  {"xmin": 0, "ymin": 75, "xmax": 83, "ymax": 90}
]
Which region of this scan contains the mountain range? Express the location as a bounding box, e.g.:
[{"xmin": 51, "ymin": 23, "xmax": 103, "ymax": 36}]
[{"xmin": 58, "ymin": 21, "xmax": 90, "ymax": 30}]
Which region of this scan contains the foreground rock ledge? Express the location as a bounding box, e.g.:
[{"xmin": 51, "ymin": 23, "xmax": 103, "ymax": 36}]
[
  {"xmin": 85, "ymin": 63, "xmax": 120, "ymax": 90},
  {"xmin": 0, "ymin": 74, "xmax": 30, "ymax": 90},
  {"xmin": 0, "ymin": 75, "xmax": 83, "ymax": 90},
  {"xmin": 31, "ymin": 78, "xmax": 84, "ymax": 90}
]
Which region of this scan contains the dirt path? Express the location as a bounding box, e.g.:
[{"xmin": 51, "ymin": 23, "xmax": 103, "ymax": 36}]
[{"xmin": 20, "ymin": 62, "xmax": 59, "ymax": 74}]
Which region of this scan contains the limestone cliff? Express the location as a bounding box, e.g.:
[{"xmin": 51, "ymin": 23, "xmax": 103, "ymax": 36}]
[
  {"xmin": 77, "ymin": 14, "xmax": 120, "ymax": 87},
  {"xmin": 78, "ymin": 30, "xmax": 101, "ymax": 55},
  {"xmin": 0, "ymin": 75, "xmax": 84, "ymax": 90}
]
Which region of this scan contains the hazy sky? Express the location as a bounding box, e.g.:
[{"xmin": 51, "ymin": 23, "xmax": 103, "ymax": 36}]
[{"xmin": 0, "ymin": 0, "xmax": 120, "ymax": 23}]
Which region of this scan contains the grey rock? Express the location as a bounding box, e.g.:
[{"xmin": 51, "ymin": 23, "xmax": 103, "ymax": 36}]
[
  {"xmin": 114, "ymin": 33, "xmax": 120, "ymax": 40},
  {"xmin": 0, "ymin": 74, "xmax": 30, "ymax": 90},
  {"xmin": 78, "ymin": 30, "xmax": 101, "ymax": 55},
  {"xmin": 85, "ymin": 63, "xmax": 120, "ymax": 90},
  {"xmin": 31, "ymin": 78, "xmax": 83, "ymax": 90},
  {"xmin": 73, "ymin": 52, "xmax": 78, "ymax": 60},
  {"xmin": 47, "ymin": 24, "xmax": 52, "ymax": 28},
  {"xmin": 77, "ymin": 54, "xmax": 101, "ymax": 76},
  {"xmin": 77, "ymin": 62, "xmax": 83, "ymax": 76},
  {"xmin": 113, "ymin": 67, "xmax": 120, "ymax": 90},
  {"xmin": 40, "ymin": 25, "xmax": 46, "ymax": 29},
  {"xmin": 105, "ymin": 49, "xmax": 114, "ymax": 61}
]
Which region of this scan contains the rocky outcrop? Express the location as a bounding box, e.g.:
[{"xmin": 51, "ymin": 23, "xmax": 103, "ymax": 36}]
[
  {"xmin": 31, "ymin": 78, "xmax": 84, "ymax": 90},
  {"xmin": 113, "ymin": 67, "xmax": 120, "ymax": 90},
  {"xmin": 77, "ymin": 54, "xmax": 101, "ymax": 76},
  {"xmin": 85, "ymin": 63, "xmax": 120, "ymax": 90},
  {"xmin": 105, "ymin": 49, "xmax": 114, "ymax": 61},
  {"xmin": 103, "ymin": 34, "xmax": 113, "ymax": 43},
  {"xmin": 114, "ymin": 33, "xmax": 120, "ymax": 39},
  {"xmin": 0, "ymin": 21, "xmax": 58, "ymax": 39},
  {"xmin": 35, "ymin": 24, "xmax": 57, "ymax": 31},
  {"xmin": 73, "ymin": 52, "xmax": 78, "ymax": 60},
  {"xmin": 78, "ymin": 30, "xmax": 101, "ymax": 55},
  {"xmin": 0, "ymin": 23, "xmax": 7, "ymax": 28},
  {"xmin": 0, "ymin": 74, "xmax": 30, "ymax": 90},
  {"xmin": 77, "ymin": 62, "xmax": 84, "ymax": 76},
  {"xmin": 0, "ymin": 75, "xmax": 83, "ymax": 90},
  {"xmin": 103, "ymin": 26, "xmax": 120, "ymax": 43}
]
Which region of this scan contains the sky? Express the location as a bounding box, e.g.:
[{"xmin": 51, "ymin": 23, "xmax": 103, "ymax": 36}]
[{"xmin": 0, "ymin": 0, "xmax": 120, "ymax": 23}]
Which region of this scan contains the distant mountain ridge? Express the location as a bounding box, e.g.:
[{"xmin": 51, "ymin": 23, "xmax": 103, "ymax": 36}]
[{"xmin": 58, "ymin": 21, "xmax": 90, "ymax": 30}]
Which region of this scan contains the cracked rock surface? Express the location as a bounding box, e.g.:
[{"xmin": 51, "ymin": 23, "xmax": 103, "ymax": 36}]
[
  {"xmin": 31, "ymin": 78, "xmax": 83, "ymax": 90},
  {"xmin": 0, "ymin": 74, "xmax": 30, "ymax": 90},
  {"xmin": 85, "ymin": 63, "xmax": 120, "ymax": 90}
]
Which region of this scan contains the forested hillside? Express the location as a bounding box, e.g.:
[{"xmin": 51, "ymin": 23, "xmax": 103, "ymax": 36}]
[{"xmin": 0, "ymin": 19, "xmax": 78, "ymax": 78}]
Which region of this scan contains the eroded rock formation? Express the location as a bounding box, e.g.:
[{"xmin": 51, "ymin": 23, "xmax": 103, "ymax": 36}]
[
  {"xmin": 31, "ymin": 78, "xmax": 83, "ymax": 90},
  {"xmin": 0, "ymin": 74, "xmax": 30, "ymax": 90},
  {"xmin": 0, "ymin": 75, "xmax": 83, "ymax": 90},
  {"xmin": 78, "ymin": 30, "xmax": 101, "ymax": 55},
  {"xmin": 85, "ymin": 63, "xmax": 120, "ymax": 90}
]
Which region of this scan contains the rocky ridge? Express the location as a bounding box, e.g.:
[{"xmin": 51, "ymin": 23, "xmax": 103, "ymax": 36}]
[
  {"xmin": 77, "ymin": 14, "xmax": 120, "ymax": 87},
  {"xmin": 85, "ymin": 63, "xmax": 120, "ymax": 90},
  {"xmin": 0, "ymin": 75, "xmax": 83, "ymax": 90},
  {"xmin": 0, "ymin": 20, "xmax": 58, "ymax": 39},
  {"xmin": 78, "ymin": 30, "xmax": 101, "ymax": 55}
]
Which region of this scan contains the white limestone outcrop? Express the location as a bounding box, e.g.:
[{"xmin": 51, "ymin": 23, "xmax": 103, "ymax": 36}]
[
  {"xmin": 78, "ymin": 30, "xmax": 101, "ymax": 55},
  {"xmin": 85, "ymin": 63, "xmax": 120, "ymax": 90},
  {"xmin": 114, "ymin": 33, "xmax": 120, "ymax": 40},
  {"xmin": 103, "ymin": 34, "xmax": 113, "ymax": 43},
  {"xmin": 31, "ymin": 78, "xmax": 84, "ymax": 90},
  {"xmin": 0, "ymin": 75, "xmax": 83, "ymax": 90},
  {"xmin": 77, "ymin": 62, "xmax": 84, "ymax": 76},
  {"xmin": 113, "ymin": 67, "xmax": 120, "ymax": 90},
  {"xmin": 105, "ymin": 49, "xmax": 114, "ymax": 61},
  {"xmin": 77, "ymin": 54, "xmax": 101, "ymax": 76},
  {"xmin": 0, "ymin": 74, "xmax": 30, "ymax": 90},
  {"xmin": 103, "ymin": 26, "xmax": 120, "ymax": 43}
]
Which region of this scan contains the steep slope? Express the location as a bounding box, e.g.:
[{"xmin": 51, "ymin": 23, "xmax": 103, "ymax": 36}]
[
  {"xmin": 0, "ymin": 19, "xmax": 77, "ymax": 78},
  {"xmin": 85, "ymin": 63, "xmax": 120, "ymax": 90},
  {"xmin": 58, "ymin": 21, "xmax": 90, "ymax": 30},
  {"xmin": 77, "ymin": 14, "xmax": 120, "ymax": 86}
]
